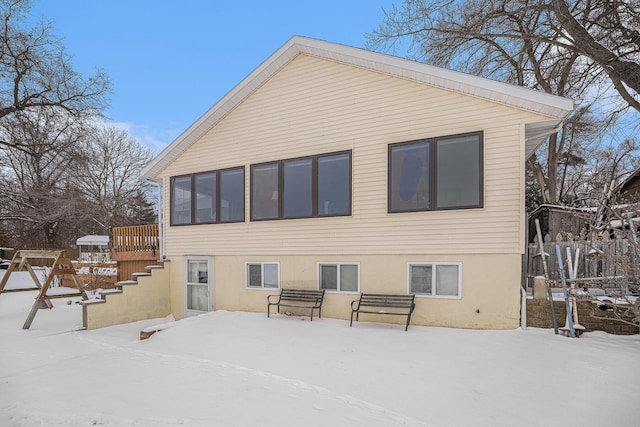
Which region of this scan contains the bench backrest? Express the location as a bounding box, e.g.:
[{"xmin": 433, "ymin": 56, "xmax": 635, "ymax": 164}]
[
  {"xmin": 279, "ymin": 289, "xmax": 325, "ymax": 302},
  {"xmin": 358, "ymin": 293, "xmax": 415, "ymax": 308}
]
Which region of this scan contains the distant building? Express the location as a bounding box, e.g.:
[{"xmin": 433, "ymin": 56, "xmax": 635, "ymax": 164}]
[
  {"xmin": 528, "ymin": 205, "xmax": 593, "ymax": 242},
  {"xmin": 618, "ymin": 166, "xmax": 640, "ymax": 203}
]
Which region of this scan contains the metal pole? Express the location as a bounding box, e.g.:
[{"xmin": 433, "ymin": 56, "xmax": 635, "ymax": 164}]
[
  {"xmin": 535, "ymin": 219, "xmax": 558, "ymax": 334},
  {"xmin": 555, "ymin": 245, "xmax": 576, "ymax": 338}
]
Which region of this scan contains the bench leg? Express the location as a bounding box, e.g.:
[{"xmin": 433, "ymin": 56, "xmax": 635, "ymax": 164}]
[
  {"xmin": 267, "ymin": 304, "xmax": 271, "ymax": 318},
  {"xmin": 310, "ymin": 308, "xmax": 314, "ymax": 321},
  {"xmin": 350, "ymin": 311, "xmax": 354, "ymax": 327},
  {"xmin": 405, "ymin": 313, "xmax": 412, "ymax": 331}
]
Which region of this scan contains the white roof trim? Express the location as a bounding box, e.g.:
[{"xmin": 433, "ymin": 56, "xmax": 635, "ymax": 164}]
[{"xmin": 142, "ymin": 36, "xmax": 576, "ymax": 179}]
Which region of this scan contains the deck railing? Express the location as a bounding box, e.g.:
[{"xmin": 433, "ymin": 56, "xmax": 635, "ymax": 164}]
[{"xmin": 112, "ymin": 224, "xmax": 159, "ymax": 256}]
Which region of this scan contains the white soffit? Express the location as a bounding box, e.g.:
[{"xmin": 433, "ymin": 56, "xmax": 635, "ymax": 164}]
[
  {"xmin": 524, "ymin": 120, "xmax": 564, "ymax": 158},
  {"xmin": 142, "ymin": 36, "xmax": 575, "ymax": 179}
]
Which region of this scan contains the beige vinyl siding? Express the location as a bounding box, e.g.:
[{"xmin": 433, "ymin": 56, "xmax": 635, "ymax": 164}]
[{"xmin": 162, "ymin": 54, "xmax": 553, "ymax": 256}]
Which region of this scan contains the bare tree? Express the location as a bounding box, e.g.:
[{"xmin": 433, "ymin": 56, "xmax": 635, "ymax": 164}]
[
  {"xmin": 0, "ymin": 115, "xmax": 156, "ymax": 248},
  {"xmin": 73, "ymin": 124, "xmax": 156, "ymax": 232},
  {"xmin": 0, "ymin": 1, "xmax": 156, "ymax": 250},
  {"xmin": 0, "ymin": 107, "xmax": 90, "ymax": 247},
  {"xmin": 581, "ymin": 195, "xmax": 640, "ymax": 329},
  {"xmin": 366, "ymin": 0, "xmax": 637, "ymax": 205},
  {"xmin": 578, "ymin": 138, "xmax": 639, "ymax": 206},
  {"xmin": 552, "ymin": 0, "xmax": 640, "ymax": 112},
  {"xmin": 0, "ymin": 0, "xmax": 111, "ymax": 149}
]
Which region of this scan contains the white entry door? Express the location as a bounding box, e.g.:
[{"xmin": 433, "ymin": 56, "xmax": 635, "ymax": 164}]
[{"xmin": 185, "ymin": 256, "xmax": 212, "ymax": 317}]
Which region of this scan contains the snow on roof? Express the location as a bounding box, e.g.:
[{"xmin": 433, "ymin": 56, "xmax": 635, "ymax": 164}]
[
  {"xmin": 75, "ymin": 235, "xmax": 109, "ymax": 246},
  {"xmin": 141, "ymin": 36, "xmax": 576, "ymax": 180}
]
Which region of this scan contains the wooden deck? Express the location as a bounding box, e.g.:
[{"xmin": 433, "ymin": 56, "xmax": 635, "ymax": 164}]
[{"xmin": 112, "ymin": 225, "xmax": 160, "ymax": 281}]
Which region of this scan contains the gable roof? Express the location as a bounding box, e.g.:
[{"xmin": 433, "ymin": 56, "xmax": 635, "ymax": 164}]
[
  {"xmin": 141, "ymin": 36, "xmax": 576, "ymax": 180},
  {"xmin": 618, "ymin": 165, "xmax": 640, "ymax": 196}
]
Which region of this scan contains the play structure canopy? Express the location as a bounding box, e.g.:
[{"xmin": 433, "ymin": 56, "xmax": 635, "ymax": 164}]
[{"xmin": 76, "ymin": 235, "xmax": 109, "ymax": 247}]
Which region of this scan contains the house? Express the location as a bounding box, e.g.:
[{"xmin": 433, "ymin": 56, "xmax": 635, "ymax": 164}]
[
  {"xmin": 618, "ymin": 166, "xmax": 640, "ymax": 203},
  {"xmin": 96, "ymin": 36, "xmax": 576, "ymax": 330}
]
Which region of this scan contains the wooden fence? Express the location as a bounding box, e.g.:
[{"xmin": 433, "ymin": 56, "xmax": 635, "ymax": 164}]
[{"xmin": 527, "ymin": 236, "xmax": 638, "ymax": 283}]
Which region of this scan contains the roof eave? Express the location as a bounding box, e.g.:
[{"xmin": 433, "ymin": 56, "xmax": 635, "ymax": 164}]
[{"xmin": 141, "ymin": 36, "xmax": 575, "ymax": 179}]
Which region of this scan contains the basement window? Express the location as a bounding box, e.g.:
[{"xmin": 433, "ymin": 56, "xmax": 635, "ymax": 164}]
[{"xmin": 408, "ymin": 263, "xmax": 461, "ymax": 298}]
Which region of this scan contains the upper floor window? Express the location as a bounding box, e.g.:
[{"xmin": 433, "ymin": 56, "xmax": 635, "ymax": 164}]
[
  {"xmin": 170, "ymin": 167, "xmax": 245, "ymax": 225},
  {"xmin": 388, "ymin": 132, "xmax": 483, "ymax": 213},
  {"xmin": 251, "ymin": 151, "xmax": 351, "ymax": 221}
]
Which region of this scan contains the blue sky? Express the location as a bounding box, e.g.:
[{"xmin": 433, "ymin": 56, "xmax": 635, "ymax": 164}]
[{"xmin": 29, "ymin": 0, "xmax": 395, "ymax": 153}]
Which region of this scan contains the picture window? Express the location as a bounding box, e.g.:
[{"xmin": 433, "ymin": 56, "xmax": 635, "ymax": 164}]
[{"xmin": 389, "ymin": 132, "xmax": 482, "ymax": 212}]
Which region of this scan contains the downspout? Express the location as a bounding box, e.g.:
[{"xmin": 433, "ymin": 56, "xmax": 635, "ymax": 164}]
[
  {"xmin": 521, "ymin": 220, "xmax": 528, "ymax": 331},
  {"xmin": 521, "ymin": 208, "xmax": 531, "ymax": 330},
  {"xmin": 521, "ymin": 283, "xmax": 527, "ymax": 330},
  {"xmin": 148, "ymin": 179, "xmax": 164, "ymax": 260}
]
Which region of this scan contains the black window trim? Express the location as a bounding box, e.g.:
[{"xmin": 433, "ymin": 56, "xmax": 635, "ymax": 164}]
[
  {"xmin": 250, "ymin": 150, "xmax": 352, "ymax": 221},
  {"xmin": 388, "ymin": 131, "xmax": 483, "ymax": 213},
  {"xmin": 170, "ymin": 166, "xmax": 245, "ymax": 226}
]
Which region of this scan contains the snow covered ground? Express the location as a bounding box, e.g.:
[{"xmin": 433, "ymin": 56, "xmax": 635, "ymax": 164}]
[{"xmin": 1, "ymin": 270, "xmax": 639, "ymax": 427}]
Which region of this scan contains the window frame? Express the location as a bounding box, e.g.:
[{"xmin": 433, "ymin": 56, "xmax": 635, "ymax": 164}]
[
  {"xmin": 170, "ymin": 166, "xmax": 245, "ymax": 226},
  {"xmin": 250, "ymin": 150, "xmax": 352, "ymax": 221},
  {"xmin": 245, "ymin": 262, "xmax": 280, "ymax": 290},
  {"xmin": 317, "ymin": 262, "xmax": 360, "ymax": 293},
  {"xmin": 388, "ymin": 131, "xmax": 483, "ymax": 213},
  {"xmin": 184, "ymin": 255, "xmax": 212, "ymax": 316},
  {"xmin": 282, "ymin": 156, "xmax": 315, "ymax": 219},
  {"xmin": 407, "ymin": 262, "xmax": 462, "ymax": 299},
  {"xmin": 250, "ymin": 161, "xmax": 280, "ymax": 221},
  {"xmin": 171, "ymin": 175, "xmax": 193, "ymax": 225},
  {"xmin": 194, "ymin": 172, "xmax": 217, "ymax": 224}
]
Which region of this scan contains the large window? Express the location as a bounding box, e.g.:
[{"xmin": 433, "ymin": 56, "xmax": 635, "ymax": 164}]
[
  {"xmin": 251, "ymin": 163, "xmax": 279, "ymax": 220},
  {"xmin": 246, "ymin": 263, "xmax": 279, "ymax": 289},
  {"xmin": 170, "ymin": 167, "xmax": 244, "ymax": 225},
  {"xmin": 219, "ymin": 168, "xmax": 245, "ymax": 222},
  {"xmin": 317, "ymin": 153, "xmax": 351, "ymax": 215},
  {"xmin": 172, "ymin": 176, "xmax": 192, "ymax": 224},
  {"xmin": 389, "ymin": 132, "xmax": 482, "ymax": 212},
  {"xmin": 408, "ymin": 263, "xmax": 461, "ymax": 298},
  {"xmin": 250, "ymin": 151, "xmax": 351, "ymax": 220},
  {"xmin": 195, "ymin": 173, "xmax": 216, "ymax": 223},
  {"xmin": 318, "ymin": 263, "xmax": 359, "ymax": 292}
]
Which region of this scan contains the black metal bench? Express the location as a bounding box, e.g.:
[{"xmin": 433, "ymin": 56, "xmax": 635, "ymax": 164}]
[
  {"xmin": 350, "ymin": 293, "xmax": 416, "ymax": 331},
  {"xmin": 267, "ymin": 289, "xmax": 325, "ymax": 321}
]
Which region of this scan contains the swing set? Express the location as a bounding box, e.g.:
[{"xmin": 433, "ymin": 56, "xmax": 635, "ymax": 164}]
[{"xmin": 0, "ymin": 250, "xmax": 88, "ymax": 329}]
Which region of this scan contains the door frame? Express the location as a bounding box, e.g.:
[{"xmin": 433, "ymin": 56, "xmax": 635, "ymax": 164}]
[{"xmin": 184, "ymin": 255, "xmax": 213, "ymax": 317}]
